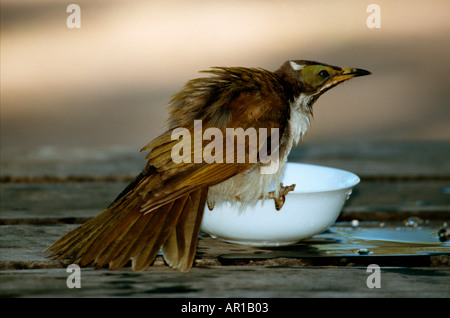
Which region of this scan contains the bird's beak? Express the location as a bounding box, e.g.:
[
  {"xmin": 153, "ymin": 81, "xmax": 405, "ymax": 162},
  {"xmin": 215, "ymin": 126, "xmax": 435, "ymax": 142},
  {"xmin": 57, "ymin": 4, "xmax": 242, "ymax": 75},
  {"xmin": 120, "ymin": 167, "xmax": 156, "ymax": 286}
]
[
  {"xmin": 338, "ymin": 67, "xmax": 371, "ymax": 81},
  {"xmin": 327, "ymin": 67, "xmax": 371, "ymax": 88},
  {"xmin": 343, "ymin": 67, "xmax": 372, "ymax": 77},
  {"xmin": 319, "ymin": 67, "xmax": 371, "ymax": 93}
]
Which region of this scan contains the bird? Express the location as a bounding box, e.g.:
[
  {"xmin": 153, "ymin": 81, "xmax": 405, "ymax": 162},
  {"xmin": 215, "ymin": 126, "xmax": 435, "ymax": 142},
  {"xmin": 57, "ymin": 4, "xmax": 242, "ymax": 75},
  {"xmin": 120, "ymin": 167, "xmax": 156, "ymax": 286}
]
[{"xmin": 45, "ymin": 60, "xmax": 371, "ymax": 272}]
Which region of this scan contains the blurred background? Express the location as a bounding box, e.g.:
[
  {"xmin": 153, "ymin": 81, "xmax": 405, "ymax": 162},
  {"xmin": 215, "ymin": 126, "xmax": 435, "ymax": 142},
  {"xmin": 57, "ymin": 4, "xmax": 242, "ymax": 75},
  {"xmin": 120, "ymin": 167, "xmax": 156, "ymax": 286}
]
[{"xmin": 1, "ymin": 0, "xmax": 449, "ymax": 165}]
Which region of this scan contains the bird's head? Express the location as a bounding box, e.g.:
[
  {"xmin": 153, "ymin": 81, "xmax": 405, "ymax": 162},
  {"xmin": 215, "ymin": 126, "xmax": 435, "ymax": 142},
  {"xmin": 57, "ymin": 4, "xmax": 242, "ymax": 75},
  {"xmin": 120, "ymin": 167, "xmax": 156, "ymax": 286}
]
[{"xmin": 275, "ymin": 60, "xmax": 371, "ymax": 114}]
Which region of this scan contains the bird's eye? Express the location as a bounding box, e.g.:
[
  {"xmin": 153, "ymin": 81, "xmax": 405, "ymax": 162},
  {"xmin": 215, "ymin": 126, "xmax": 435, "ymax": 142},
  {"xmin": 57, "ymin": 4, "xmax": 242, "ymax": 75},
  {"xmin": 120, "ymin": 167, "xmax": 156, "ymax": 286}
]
[{"xmin": 318, "ymin": 70, "xmax": 329, "ymax": 78}]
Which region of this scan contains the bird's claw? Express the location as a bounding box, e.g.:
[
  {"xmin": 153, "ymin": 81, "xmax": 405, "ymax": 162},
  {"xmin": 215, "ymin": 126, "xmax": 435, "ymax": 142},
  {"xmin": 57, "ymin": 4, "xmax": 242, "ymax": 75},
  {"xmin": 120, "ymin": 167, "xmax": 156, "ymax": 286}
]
[{"xmin": 266, "ymin": 183, "xmax": 296, "ymax": 211}]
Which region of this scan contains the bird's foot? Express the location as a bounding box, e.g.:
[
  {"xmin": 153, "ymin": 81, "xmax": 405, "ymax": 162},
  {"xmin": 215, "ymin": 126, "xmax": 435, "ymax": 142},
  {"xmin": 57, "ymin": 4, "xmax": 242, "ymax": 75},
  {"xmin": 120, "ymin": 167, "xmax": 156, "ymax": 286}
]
[
  {"xmin": 207, "ymin": 199, "xmax": 215, "ymax": 211},
  {"xmin": 265, "ymin": 183, "xmax": 296, "ymax": 211}
]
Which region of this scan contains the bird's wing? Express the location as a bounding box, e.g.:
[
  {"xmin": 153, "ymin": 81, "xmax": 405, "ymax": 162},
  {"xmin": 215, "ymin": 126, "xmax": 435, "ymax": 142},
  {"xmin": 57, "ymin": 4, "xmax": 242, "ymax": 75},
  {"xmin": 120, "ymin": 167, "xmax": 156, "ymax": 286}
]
[{"xmin": 134, "ymin": 68, "xmax": 289, "ymax": 213}]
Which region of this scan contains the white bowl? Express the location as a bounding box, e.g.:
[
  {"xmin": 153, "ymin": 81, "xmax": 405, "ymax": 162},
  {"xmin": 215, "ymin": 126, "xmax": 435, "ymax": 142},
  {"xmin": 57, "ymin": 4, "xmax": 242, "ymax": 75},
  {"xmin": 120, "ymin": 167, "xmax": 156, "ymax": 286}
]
[{"xmin": 200, "ymin": 162, "xmax": 360, "ymax": 246}]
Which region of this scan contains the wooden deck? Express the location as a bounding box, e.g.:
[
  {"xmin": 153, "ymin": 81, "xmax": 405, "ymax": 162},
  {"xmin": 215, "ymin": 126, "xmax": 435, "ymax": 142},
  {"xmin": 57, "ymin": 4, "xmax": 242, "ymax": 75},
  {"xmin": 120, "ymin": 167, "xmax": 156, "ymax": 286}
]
[{"xmin": 1, "ymin": 141, "xmax": 449, "ymax": 298}]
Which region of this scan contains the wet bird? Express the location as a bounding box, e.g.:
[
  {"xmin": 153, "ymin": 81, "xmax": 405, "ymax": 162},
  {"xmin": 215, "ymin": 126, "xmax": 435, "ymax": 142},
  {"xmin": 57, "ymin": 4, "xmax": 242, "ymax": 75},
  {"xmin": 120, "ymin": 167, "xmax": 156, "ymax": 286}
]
[{"xmin": 45, "ymin": 60, "xmax": 370, "ymax": 272}]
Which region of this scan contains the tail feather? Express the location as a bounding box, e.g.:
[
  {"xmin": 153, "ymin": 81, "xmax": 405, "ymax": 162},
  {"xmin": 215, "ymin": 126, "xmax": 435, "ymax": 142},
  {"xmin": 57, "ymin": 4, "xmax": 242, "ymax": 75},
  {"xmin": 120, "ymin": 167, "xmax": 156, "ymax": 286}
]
[
  {"xmin": 79, "ymin": 200, "xmax": 142, "ymax": 266},
  {"xmin": 96, "ymin": 202, "xmax": 166, "ymax": 269},
  {"xmin": 106, "ymin": 210, "xmax": 157, "ymax": 270},
  {"xmin": 45, "ymin": 179, "xmax": 208, "ymax": 272},
  {"xmin": 90, "ymin": 201, "xmax": 147, "ymax": 268},
  {"xmin": 162, "ymin": 188, "xmax": 207, "ymax": 271},
  {"xmin": 131, "ymin": 200, "xmax": 179, "ymax": 271},
  {"xmin": 46, "ymin": 206, "xmax": 118, "ymax": 260}
]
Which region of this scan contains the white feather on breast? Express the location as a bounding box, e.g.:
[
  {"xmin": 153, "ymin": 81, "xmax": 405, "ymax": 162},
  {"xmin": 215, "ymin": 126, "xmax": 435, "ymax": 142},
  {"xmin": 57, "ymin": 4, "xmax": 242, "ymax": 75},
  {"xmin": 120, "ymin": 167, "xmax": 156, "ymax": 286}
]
[{"xmin": 207, "ymin": 101, "xmax": 311, "ymax": 210}]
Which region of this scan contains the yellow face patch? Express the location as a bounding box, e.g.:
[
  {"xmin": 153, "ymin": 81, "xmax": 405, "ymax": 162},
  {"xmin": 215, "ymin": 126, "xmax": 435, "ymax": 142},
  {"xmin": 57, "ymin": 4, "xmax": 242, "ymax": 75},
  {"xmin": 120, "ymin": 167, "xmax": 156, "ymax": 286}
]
[{"xmin": 300, "ymin": 65, "xmax": 338, "ymax": 89}]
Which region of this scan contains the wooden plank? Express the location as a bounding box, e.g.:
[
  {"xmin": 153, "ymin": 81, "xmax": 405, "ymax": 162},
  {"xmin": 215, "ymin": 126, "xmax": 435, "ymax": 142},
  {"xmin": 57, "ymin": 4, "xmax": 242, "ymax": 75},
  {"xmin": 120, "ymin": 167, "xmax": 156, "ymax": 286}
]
[
  {"xmin": 0, "ymin": 146, "xmax": 145, "ymax": 178},
  {"xmin": 340, "ymin": 180, "xmax": 450, "ymax": 221},
  {"xmin": 0, "ymin": 182, "xmax": 127, "ymax": 223},
  {"xmin": 348, "ymin": 181, "xmax": 450, "ymax": 207},
  {"xmin": 2, "ymin": 223, "xmax": 448, "ymax": 270},
  {"xmin": 0, "ymin": 266, "xmax": 449, "ymax": 298},
  {"xmin": 1, "ymin": 142, "xmax": 449, "ymax": 179},
  {"xmin": 290, "ymin": 141, "xmax": 450, "ymax": 178},
  {"xmin": 1, "ymin": 180, "xmax": 448, "ymax": 224},
  {"xmin": 0, "ymin": 225, "xmax": 77, "ymax": 263}
]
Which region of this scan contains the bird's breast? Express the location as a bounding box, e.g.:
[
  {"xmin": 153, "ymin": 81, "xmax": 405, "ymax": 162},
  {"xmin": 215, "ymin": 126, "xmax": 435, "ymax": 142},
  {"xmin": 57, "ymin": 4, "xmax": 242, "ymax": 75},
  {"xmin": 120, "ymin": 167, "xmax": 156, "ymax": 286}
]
[{"xmin": 207, "ymin": 158, "xmax": 287, "ymax": 210}]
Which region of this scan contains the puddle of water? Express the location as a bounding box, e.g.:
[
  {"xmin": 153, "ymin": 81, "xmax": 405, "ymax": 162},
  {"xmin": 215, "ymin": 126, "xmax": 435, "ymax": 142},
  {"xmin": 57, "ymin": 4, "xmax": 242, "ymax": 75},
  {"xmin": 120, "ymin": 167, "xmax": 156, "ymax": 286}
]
[
  {"xmin": 310, "ymin": 222, "xmax": 450, "ymax": 256},
  {"xmin": 334, "ymin": 227, "xmax": 442, "ymax": 245}
]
